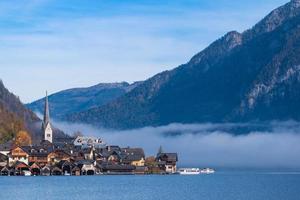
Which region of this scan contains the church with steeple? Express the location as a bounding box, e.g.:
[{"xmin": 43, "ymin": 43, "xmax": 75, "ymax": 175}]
[{"xmin": 42, "ymin": 91, "xmax": 53, "ymax": 143}]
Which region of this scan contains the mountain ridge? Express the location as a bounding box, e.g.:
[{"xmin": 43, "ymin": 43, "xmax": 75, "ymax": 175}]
[
  {"xmin": 27, "ymin": 81, "xmax": 142, "ymax": 119},
  {"xmin": 60, "ymin": 0, "xmax": 300, "ymax": 129}
]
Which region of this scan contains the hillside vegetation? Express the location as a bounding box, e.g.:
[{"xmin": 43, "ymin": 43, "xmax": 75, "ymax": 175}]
[{"xmin": 0, "ymin": 80, "xmax": 40, "ymax": 144}]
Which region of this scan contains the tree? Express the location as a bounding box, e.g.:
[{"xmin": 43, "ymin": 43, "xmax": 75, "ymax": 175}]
[{"xmin": 14, "ymin": 131, "xmax": 32, "ymax": 146}]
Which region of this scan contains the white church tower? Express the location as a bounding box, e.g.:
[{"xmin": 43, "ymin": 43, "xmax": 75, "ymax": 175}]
[{"xmin": 42, "ymin": 91, "xmax": 53, "ymax": 143}]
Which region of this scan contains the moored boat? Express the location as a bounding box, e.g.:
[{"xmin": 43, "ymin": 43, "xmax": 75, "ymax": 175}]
[
  {"xmin": 178, "ymin": 168, "xmax": 200, "ymax": 175},
  {"xmin": 200, "ymin": 168, "xmax": 215, "ymax": 174},
  {"xmin": 23, "ymin": 171, "xmax": 32, "ymax": 176}
]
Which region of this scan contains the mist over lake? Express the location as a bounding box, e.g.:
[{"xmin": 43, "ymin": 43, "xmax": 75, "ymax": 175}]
[{"xmin": 53, "ymin": 120, "xmax": 300, "ymax": 169}]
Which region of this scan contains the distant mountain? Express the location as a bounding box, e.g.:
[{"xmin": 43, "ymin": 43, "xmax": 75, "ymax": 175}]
[
  {"xmin": 27, "ymin": 82, "xmax": 141, "ymax": 119},
  {"xmin": 64, "ymin": 0, "xmax": 300, "ymax": 129},
  {"xmin": 0, "ymin": 80, "xmax": 40, "ymax": 143}
]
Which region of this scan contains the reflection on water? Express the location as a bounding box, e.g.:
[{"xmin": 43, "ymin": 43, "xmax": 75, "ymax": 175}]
[{"xmin": 0, "ymin": 172, "xmax": 300, "ymax": 200}]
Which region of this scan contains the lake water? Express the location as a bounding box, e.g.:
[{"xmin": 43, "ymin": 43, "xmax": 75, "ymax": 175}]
[{"xmin": 0, "ymin": 171, "xmax": 300, "ymax": 200}]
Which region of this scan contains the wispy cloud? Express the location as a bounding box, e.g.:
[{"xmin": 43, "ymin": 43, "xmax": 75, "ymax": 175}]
[
  {"xmin": 0, "ymin": 0, "xmax": 288, "ymax": 102},
  {"xmin": 52, "ymin": 120, "xmax": 300, "ymax": 169}
]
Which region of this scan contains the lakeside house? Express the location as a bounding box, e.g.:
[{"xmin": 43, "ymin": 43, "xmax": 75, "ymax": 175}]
[
  {"xmin": 0, "ymin": 141, "xmax": 178, "ymax": 176},
  {"xmin": 156, "ymin": 153, "xmax": 178, "ymax": 174},
  {"xmin": 8, "ymin": 146, "xmax": 30, "ymax": 165},
  {"xmin": 0, "ymin": 93, "xmax": 178, "ymax": 176}
]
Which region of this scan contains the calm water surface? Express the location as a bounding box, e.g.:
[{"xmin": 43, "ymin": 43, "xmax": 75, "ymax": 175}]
[{"xmin": 0, "ymin": 171, "xmax": 300, "ymax": 200}]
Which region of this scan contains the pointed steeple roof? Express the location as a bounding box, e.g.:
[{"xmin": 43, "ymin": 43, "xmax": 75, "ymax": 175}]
[
  {"xmin": 157, "ymin": 145, "xmax": 163, "ymax": 155},
  {"xmin": 43, "ymin": 91, "xmax": 50, "ymax": 126}
]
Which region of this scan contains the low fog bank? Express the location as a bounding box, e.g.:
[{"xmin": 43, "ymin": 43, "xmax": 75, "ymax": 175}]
[{"xmin": 52, "ymin": 120, "xmax": 300, "ymax": 168}]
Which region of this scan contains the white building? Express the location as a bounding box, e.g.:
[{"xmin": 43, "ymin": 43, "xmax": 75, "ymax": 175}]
[{"xmin": 74, "ymin": 136, "xmax": 106, "ymax": 149}]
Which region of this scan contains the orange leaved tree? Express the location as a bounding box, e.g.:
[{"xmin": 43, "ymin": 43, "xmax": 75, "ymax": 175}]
[{"xmin": 14, "ymin": 131, "xmax": 32, "ymax": 147}]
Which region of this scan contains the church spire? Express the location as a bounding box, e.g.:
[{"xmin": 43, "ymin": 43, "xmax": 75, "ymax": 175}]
[
  {"xmin": 43, "ymin": 91, "xmax": 50, "ymax": 125},
  {"xmin": 157, "ymin": 145, "xmax": 163, "ymax": 155},
  {"xmin": 43, "ymin": 91, "xmax": 53, "ymax": 143}
]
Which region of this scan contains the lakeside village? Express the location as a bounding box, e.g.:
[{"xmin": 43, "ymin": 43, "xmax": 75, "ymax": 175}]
[{"xmin": 0, "ymin": 94, "xmax": 181, "ymax": 176}]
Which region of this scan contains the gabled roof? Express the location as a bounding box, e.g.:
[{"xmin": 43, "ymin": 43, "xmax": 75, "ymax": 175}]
[
  {"xmin": 122, "ymin": 148, "xmax": 145, "ymax": 162},
  {"xmin": 95, "ymin": 148, "xmax": 109, "ymax": 157},
  {"xmin": 9, "ymin": 146, "xmax": 30, "ymax": 156},
  {"xmin": 21, "ymin": 146, "xmax": 50, "ymax": 157},
  {"xmin": 0, "ymin": 140, "xmax": 13, "ymax": 151},
  {"xmin": 41, "ymin": 165, "xmax": 51, "ymax": 170},
  {"xmin": 107, "ymin": 151, "xmax": 123, "ymax": 161},
  {"xmin": 122, "ymin": 148, "xmax": 145, "ymax": 156},
  {"xmin": 0, "ymin": 153, "xmax": 8, "ymax": 162},
  {"xmin": 41, "ymin": 167, "xmax": 51, "ymax": 174},
  {"xmin": 156, "ymin": 153, "xmax": 178, "ymax": 162},
  {"xmin": 30, "ymin": 162, "xmax": 41, "ymax": 169},
  {"xmin": 71, "ymin": 166, "xmax": 81, "ymax": 171},
  {"xmin": 106, "ymin": 145, "xmax": 121, "ymax": 152},
  {"xmin": 58, "ymin": 160, "xmax": 75, "ymax": 168},
  {"xmin": 100, "ymin": 163, "xmax": 135, "ymax": 171},
  {"xmin": 51, "ymin": 166, "xmax": 62, "ymax": 172},
  {"xmin": 12, "ymin": 161, "xmax": 29, "ymax": 169}
]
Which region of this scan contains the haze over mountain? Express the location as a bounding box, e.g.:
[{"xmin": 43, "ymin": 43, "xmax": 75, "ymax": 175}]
[
  {"xmin": 30, "ymin": 0, "xmax": 300, "ymax": 130},
  {"xmin": 27, "ymin": 82, "xmax": 141, "ymax": 119}
]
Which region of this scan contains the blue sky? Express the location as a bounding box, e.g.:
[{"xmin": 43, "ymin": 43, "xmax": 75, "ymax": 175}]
[{"xmin": 0, "ymin": 0, "xmax": 288, "ymax": 103}]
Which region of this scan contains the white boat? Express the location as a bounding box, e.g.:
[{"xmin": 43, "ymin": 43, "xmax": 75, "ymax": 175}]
[
  {"xmin": 200, "ymin": 168, "xmax": 215, "ymax": 174},
  {"xmin": 178, "ymin": 168, "xmax": 201, "ymax": 175},
  {"xmin": 64, "ymin": 172, "xmax": 71, "ymax": 176},
  {"xmin": 23, "ymin": 171, "xmax": 32, "ymax": 176}
]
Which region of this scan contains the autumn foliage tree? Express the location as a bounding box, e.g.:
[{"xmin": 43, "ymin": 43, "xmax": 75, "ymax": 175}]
[
  {"xmin": 0, "ymin": 80, "xmax": 39, "ymax": 145},
  {"xmin": 14, "ymin": 130, "xmax": 32, "ymax": 147},
  {"xmin": 0, "ymin": 104, "xmax": 25, "ymax": 144}
]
